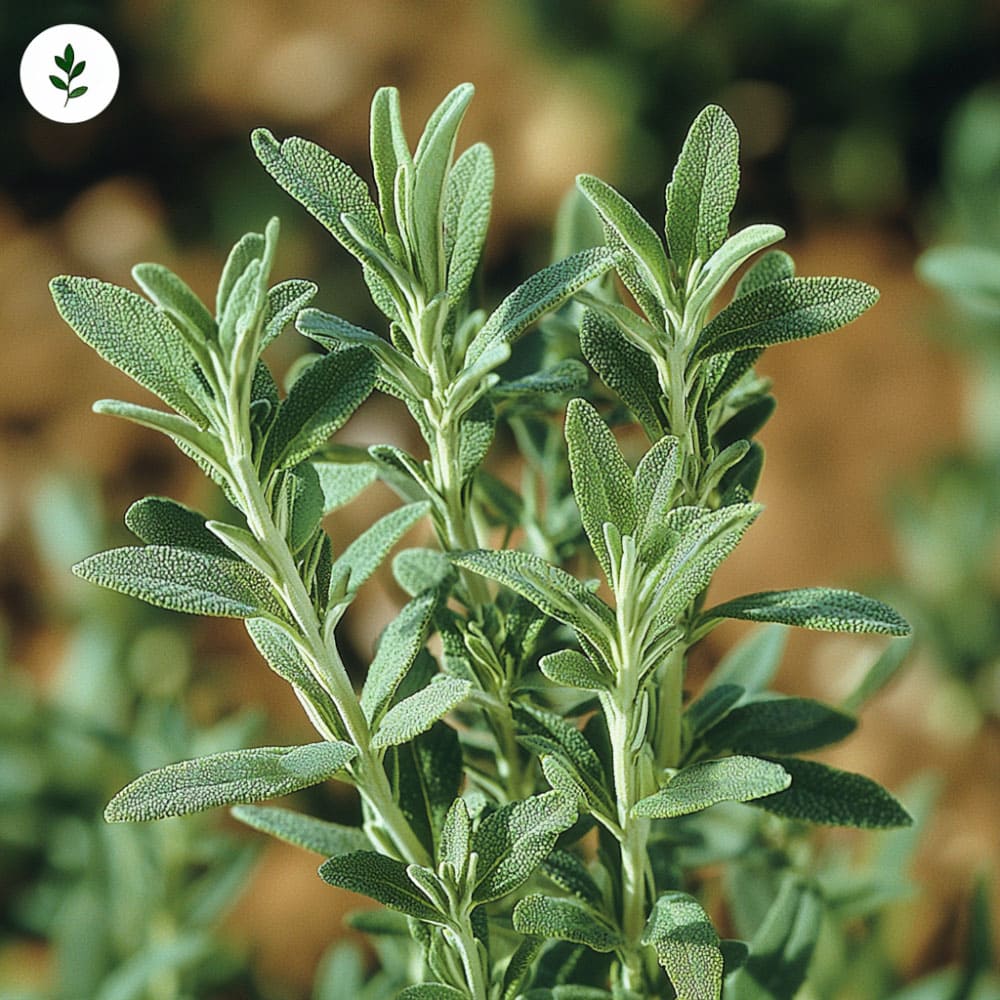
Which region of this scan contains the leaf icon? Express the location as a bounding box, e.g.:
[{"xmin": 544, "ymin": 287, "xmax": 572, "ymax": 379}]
[
  {"xmin": 69, "ymin": 87, "xmax": 88, "ymax": 99},
  {"xmin": 54, "ymin": 53, "xmax": 70, "ymax": 72},
  {"xmin": 49, "ymin": 74, "xmax": 69, "ymax": 91},
  {"xmin": 70, "ymin": 61, "xmax": 86, "ymax": 80},
  {"xmin": 64, "ymin": 43, "xmax": 74, "ymax": 66},
  {"xmin": 49, "ymin": 43, "xmax": 88, "ymax": 107}
]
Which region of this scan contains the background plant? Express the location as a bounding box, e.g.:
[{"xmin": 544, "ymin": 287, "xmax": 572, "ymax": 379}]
[{"xmin": 52, "ymin": 84, "xmax": 918, "ymax": 999}]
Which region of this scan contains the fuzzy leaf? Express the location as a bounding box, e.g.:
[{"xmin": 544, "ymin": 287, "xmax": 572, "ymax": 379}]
[
  {"xmin": 131, "ymin": 263, "xmax": 215, "ymax": 344},
  {"xmin": 105, "ymin": 741, "xmax": 357, "ymax": 822},
  {"xmin": 74, "ymin": 545, "xmax": 282, "ymax": 619},
  {"xmin": 457, "ymin": 395, "xmax": 495, "ymax": 482},
  {"xmin": 251, "ymin": 130, "xmax": 385, "ymax": 256},
  {"xmin": 513, "ymin": 894, "xmax": 622, "ymax": 953},
  {"xmin": 633, "ymin": 756, "xmax": 790, "ymax": 818},
  {"xmin": 542, "ymin": 850, "xmax": 602, "ymax": 906},
  {"xmin": 124, "ymin": 497, "xmax": 231, "ymax": 557},
  {"xmin": 51, "ymin": 276, "xmax": 207, "ymax": 423},
  {"xmin": 392, "ymin": 548, "xmax": 455, "ymax": 597},
  {"xmin": 702, "ymin": 698, "xmax": 856, "ymax": 755},
  {"xmin": 452, "ymin": 549, "xmax": 615, "ymax": 657},
  {"xmin": 398, "ymin": 986, "xmax": 468, "ymax": 1000},
  {"xmin": 735, "ymin": 249, "xmax": 795, "ymax": 299},
  {"xmin": 264, "ymin": 346, "xmax": 376, "ymax": 470},
  {"xmin": 332, "ymin": 501, "xmax": 430, "ymax": 603},
  {"xmin": 539, "ymin": 649, "xmax": 611, "ymax": 692},
  {"xmin": 642, "ymin": 890, "xmax": 724, "ymax": 1000},
  {"xmin": 312, "ymin": 460, "xmax": 377, "ymax": 513},
  {"xmin": 371, "ymin": 677, "xmax": 471, "ymax": 750},
  {"xmin": 466, "ymin": 247, "xmax": 617, "ymax": 363},
  {"xmin": 361, "ymin": 590, "xmax": 439, "ymax": 724},
  {"xmin": 688, "ymin": 224, "xmax": 786, "ymax": 318},
  {"xmin": 231, "ymin": 804, "xmax": 368, "ymax": 856},
  {"xmin": 472, "ymin": 791, "xmax": 578, "ymax": 903},
  {"xmin": 369, "ymin": 86, "xmax": 408, "ymax": 239},
  {"xmin": 684, "ymin": 684, "xmax": 745, "ymax": 743},
  {"xmin": 703, "ymin": 587, "xmax": 910, "ymax": 636},
  {"xmin": 634, "ymin": 435, "xmax": 681, "ymax": 556},
  {"xmin": 694, "ymin": 277, "xmax": 879, "ymax": 359},
  {"xmin": 493, "ymin": 359, "xmax": 589, "ymax": 398},
  {"xmin": 565, "ymin": 398, "xmax": 637, "ymax": 579},
  {"xmin": 577, "ymin": 173, "xmax": 670, "ymax": 309},
  {"xmin": 262, "ymin": 279, "xmax": 317, "ymax": 349},
  {"xmin": 753, "ymin": 758, "xmax": 912, "ymax": 829},
  {"xmin": 318, "ymin": 851, "xmax": 440, "ymax": 921},
  {"xmin": 666, "ymin": 105, "xmax": 740, "ymax": 273},
  {"xmin": 439, "ymin": 798, "xmax": 471, "ymax": 875},
  {"xmin": 445, "ymin": 142, "xmax": 494, "ymax": 304},
  {"xmin": 579, "ymin": 308, "xmax": 666, "ymax": 439}
]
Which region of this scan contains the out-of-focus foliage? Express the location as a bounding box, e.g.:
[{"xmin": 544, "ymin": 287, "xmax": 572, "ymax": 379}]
[{"xmin": 0, "ymin": 478, "xmax": 265, "ymax": 999}]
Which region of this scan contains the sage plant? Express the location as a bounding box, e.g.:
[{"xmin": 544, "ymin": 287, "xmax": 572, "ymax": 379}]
[{"xmin": 52, "ymin": 84, "xmax": 913, "ymax": 999}]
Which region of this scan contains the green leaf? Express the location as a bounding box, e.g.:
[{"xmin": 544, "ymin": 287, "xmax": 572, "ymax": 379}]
[
  {"xmin": 312, "ymin": 460, "xmax": 377, "ymax": 513},
  {"xmin": 703, "ymin": 587, "xmax": 910, "ymax": 635},
  {"xmin": 683, "ymin": 684, "xmax": 744, "ymax": 743},
  {"xmin": 634, "ymin": 435, "xmax": 681, "ymax": 556},
  {"xmin": 633, "ymin": 756, "xmax": 790, "ymax": 818},
  {"xmin": 666, "ymin": 104, "xmax": 740, "ymax": 273},
  {"xmin": 701, "ymin": 698, "xmax": 856, "ymax": 755},
  {"xmin": 705, "ymin": 624, "xmax": 787, "ymax": 696},
  {"xmin": 841, "ymin": 636, "xmax": 912, "ymax": 713},
  {"xmin": 542, "ymin": 850, "xmax": 602, "ymax": 906},
  {"xmin": 318, "ymin": 851, "xmax": 441, "ymax": 921},
  {"xmin": 565, "ymin": 398, "xmax": 637, "ymax": 579},
  {"xmin": 501, "ymin": 935, "xmax": 545, "ymax": 1000},
  {"xmin": 264, "ymin": 346, "xmax": 377, "ymax": 470},
  {"xmin": 251, "ymin": 129, "xmax": 386, "ymax": 258},
  {"xmin": 230, "ymin": 804, "xmax": 368, "ymax": 856},
  {"xmin": 726, "ymin": 875, "xmax": 823, "ymax": 1000},
  {"xmin": 752, "ymin": 757, "xmax": 912, "ymax": 829},
  {"xmin": 493, "ymin": 359, "xmax": 589, "ymax": 398},
  {"xmin": 131, "ymin": 263, "xmax": 215, "ymax": 346},
  {"xmin": 466, "ymin": 247, "xmax": 618, "ymax": 364},
  {"xmin": 472, "ymin": 791, "xmax": 578, "ymax": 903},
  {"xmin": 393, "ymin": 547, "xmax": 455, "ymax": 597},
  {"xmin": 105, "ymin": 741, "xmax": 357, "ymax": 822},
  {"xmin": 50, "ymin": 74, "xmax": 68, "ymax": 90},
  {"xmin": 69, "ymin": 60, "xmax": 86, "ymax": 80},
  {"xmin": 439, "ymin": 797, "xmax": 471, "ymax": 875},
  {"xmin": 54, "ymin": 52, "xmax": 70, "ymax": 71},
  {"xmin": 445, "ymin": 142, "xmax": 494, "ymax": 304},
  {"xmin": 64, "ymin": 43, "xmax": 74, "ymax": 65},
  {"xmin": 73, "ymin": 545, "xmax": 282, "ymax": 619},
  {"xmin": 579, "ymin": 308, "xmax": 666, "ymax": 440},
  {"xmin": 457, "ymin": 395, "xmax": 495, "ymax": 482},
  {"xmin": 694, "ymin": 277, "xmax": 879, "ymax": 360},
  {"xmin": 124, "ymin": 497, "xmax": 231, "ymax": 557},
  {"xmin": 411, "ymin": 82, "xmax": 475, "ymax": 291},
  {"xmin": 398, "ymin": 985, "xmax": 468, "ymax": 1000},
  {"xmin": 735, "ymin": 249, "xmax": 795, "ymax": 299},
  {"xmin": 452, "ymin": 549, "xmax": 615, "ymax": 658},
  {"xmin": 371, "ymin": 677, "xmax": 471, "ymax": 750},
  {"xmin": 641, "ymin": 890, "xmax": 724, "ymax": 1000},
  {"xmin": 538, "ymin": 649, "xmax": 611, "ymax": 692},
  {"xmin": 217, "ymin": 230, "xmax": 265, "ymax": 318},
  {"xmin": 261, "ymin": 279, "xmax": 317, "ymax": 349},
  {"xmin": 577, "ymin": 173, "xmax": 670, "ymax": 311},
  {"xmin": 513, "ymin": 894, "xmax": 622, "ymax": 953},
  {"xmin": 360, "ymin": 590, "xmax": 439, "ymax": 724},
  {"xmin": 51, "ymin": 276, "xmax": 207, "ymax": 424},
  {"xmin": 386, "ymin": 722, "xmax": 463, "ymax": 860},
  {"xmin": 369, "ymin": 86, "xmax": 409, "ymax": 240}
]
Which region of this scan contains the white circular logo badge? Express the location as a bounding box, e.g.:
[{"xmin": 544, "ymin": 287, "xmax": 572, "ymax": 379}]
[{"xmin": 20, "ymin": 24, "xmax": 119, "ymax": 124}]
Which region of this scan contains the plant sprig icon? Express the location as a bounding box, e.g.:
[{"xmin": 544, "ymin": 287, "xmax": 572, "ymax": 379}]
[{"xmin": 50, "ymin": 43, "xmax": 87, "ymax": 106}]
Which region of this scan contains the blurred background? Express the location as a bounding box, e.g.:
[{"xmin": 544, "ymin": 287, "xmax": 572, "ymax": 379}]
[{"xmin": 2, "ymin": 1, "xmax": 999, "ymax": 997}]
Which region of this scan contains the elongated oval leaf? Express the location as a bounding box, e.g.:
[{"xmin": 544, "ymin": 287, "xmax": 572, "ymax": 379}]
[
  {"xmin": 666, "ymin": 104, "xmax": 740, "ymax": 273},
  {"xmin": 124, "ymin": 496, "xmax": 231, "ymax": 557},
  {"xmin": 642, "ymin": 890, "xmax": 724, "ymax": 1000},
  {"xmin": 466, "ymin": 247, "xmax": 617, "ymax": 364},
  {"xmin": 371, "ymin": 677, "xmax": 471, "ymax": 750},
  {"xmin": 703, "ymin": 587, "xmax": 910, "ymax": 636},
  {"xmin": 265, "ymin": 346, "xmax": 377, "ymax": 470},
  {"xmin": 734, "ymin": 249, "xmax": 795, "ymax": 299},
  {"xmin": 261, "ymin": 279, "xmax": 317, "ymax": 349},
  {"xmin": 397, "ymin": 986, "xmax": 468, "ymax": 1000},
  {"xmin": 231, "ymin": 804, "xmax": 369, "ymax": 856},
  {"xmin": 513, "ymin": 894, "xmax": 622, "ymax": 953},
  {"xmin": 445, "ymin": 141, "xmax": 494, "ymax": 304},
  {"xmin": 73, "ymin": 545, "xmax": 282, "ymax": 619},
  {"xmin": 702, "ymin": 698, "xmax": 856, "ymax": 755},
  {"xmin": 319, "ymin": 851, "xmax": 441, "ymax": 921},
  {"xmin": 312, "ymin": 460, "xmax": 377, "ymax": 514},
  {"xmin": 753, "ymin": 757, "xmax": 912, "ymax": 829},
  {"xmin": 51, "ymin": 276, "xmax": 207, "ymax": 423},
  {"xmin": 694, "ymin": 276, "xmax": 879, "ymax": 359},
  {"xmin": 131, "ymin": 263, "xmax": 216, "ymax": 344},
  {"xmin": 105, "ymin": 741, "xmax": 357, "ymax": 822},
  {"xmin": 538, "ymin": 649, "xmax": 611, "ymax": 691}
]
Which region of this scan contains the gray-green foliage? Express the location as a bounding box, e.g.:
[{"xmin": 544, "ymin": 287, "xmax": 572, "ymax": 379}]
[{"xmin": 53, "ymin": 86, "xmax": 915, "ymax": 1000}]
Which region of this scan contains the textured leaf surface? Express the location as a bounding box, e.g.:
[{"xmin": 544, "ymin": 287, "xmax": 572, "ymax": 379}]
[
  {"xmin": 74, "ymin": 546, "xmax": 282, "ymax": 619},
  {"xmin": 704, "ymin": 588, "xmax": 910, "ymax": 635},
  {"xmin": 539, "ymin": 649, "xmax": 610, "ymax": 691},
  {"xmin": 131, "ymin": 262, "xmax": 215, "ymax": 344},
  {"xmin": 261, "ymin": 279, "xmax": 317, "ymax": 348},
  {"xmin": 265, "ymin": 346, "xmax": 376, "ymax": 470},
  {"xmin": 245, "ymin": 618, "xmax": 334, "ymax": 721},
  {"xmin": 231, "ymin": 804, "xmax": 368, "ymax": 855},
  {"xmin": 371, "ymin": 677, "xmax": 471, "ymax": 750},
  {"xmin": 124, "ymin": 497, "xmax": 231, "ymax": 557},
  {"xmin": 513, "ymin": 894, "xmax": 622, "ymax": 952},
  {"xmin": 565, "ymin": 398, "xmax": 636, "ymax": 578},
  {"xmin": 735, "ymin": 249, "xmax": 795, "ymax": 299},
  {"xmin": 493, "ymin": 359, "xmax": 589, "ymax": 398},
  {"xmin": 318, "ymin": 851, "xmax": 440, "ymax": 921},
  {"xmin": 51, "ymin": 276, "xmax": 206, "ymax": 423},
  {"xmin": 666, "ymin": 105, "xmax": 740, "ymax": 273},
  {"xmin": 694, "ymin": 277, "xmax": 879, "ymax": 359},
  {"xmin": 106, "ymin": 741, "xmax": 357, "ymax": 821},
  {"xmin": 445, "ymin": 141, "xmax": 493, "ymax": 304},
  {"xmin": 397, "ymin": 985, "xmax": 467, "ymax": 1000},
  {"xmin": 392, "ymin": 547, "xmax": 455, "ymax": 597},
  {"xmin": 466, "ymin": 248, "xmax": 617, "ymax": 363},
  {"xmin": 753, "ymin": 758, "xmax": 912, "ymax": 829},
  {"xmin": 472, "ymin": 791, "xmax": 578, "ymax": 903},
  {"xmin": 312, "ymin": 460, "xmax": 377, "ymax": 513},
  {"xmin": 702, "ymin": 698, "xmax": 856, "ymax": 755},
  {"xmin": 633, "ymin": 756, "xmax": 790, "ymax": 818},
  {"xmin": 642, "ymin": 891, "xmax": 724, "ymax": 1000}
]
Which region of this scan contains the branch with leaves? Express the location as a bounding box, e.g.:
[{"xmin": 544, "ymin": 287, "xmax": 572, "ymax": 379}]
[
  {"xmin": 50, "ymin": 42, "xmax": 87, "ymax": 106},
  {"xmin": 53, "ymin": 85, "xmax": 913, "ymax": 999}
]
